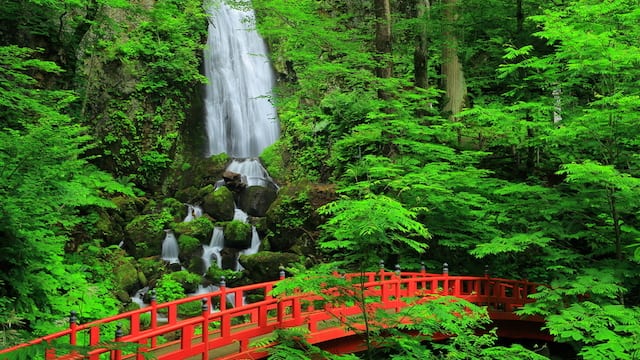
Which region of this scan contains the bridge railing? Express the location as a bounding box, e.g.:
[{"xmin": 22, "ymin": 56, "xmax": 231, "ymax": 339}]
[{"xmin": 0, "ymin": 268, "xmax": 544, "ymax": 360}]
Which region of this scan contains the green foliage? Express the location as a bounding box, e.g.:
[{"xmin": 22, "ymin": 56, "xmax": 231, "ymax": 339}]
[
  {"xmin": 272, "ymin": 266, "xmax": 544, "ymax": 360},
  {"xmin": 223, "ymin": 221, "xmax": 252, "ymax": 248},
  {"xmin": 173, "ymin": 217, "xmax": 215, "ymax": 243},
  {"xmin": 178, "ymin": 235, "xmax": 201, "ymax": 255},
  {"xmin": 166, "ymin": 270, "xmax": 201, "ymax": 295},
  {"xmin": 254, "ymin": 327, "xmax": 359, "ymax": 360},
  {"xmin": 318, "ymin": 194, "xmax": 429, "ymax": 269},
  {"xmin": 153, "ymin": 273, "xmax": 185, "ymax": 304},
  {"xmin": 0, "ymin": 44, "xmax": 131, "ymax": 336}
]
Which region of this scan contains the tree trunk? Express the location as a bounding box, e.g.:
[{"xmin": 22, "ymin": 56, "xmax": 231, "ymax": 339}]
[
  {"xmin": 414, "ymin": 0, "xmax": 430, "ymax": 89},
  {"xmin": 441, "ymin": 0, "xmax": 467, "ymax": 120},
  {"xmin": 374, "ymin": 0, "xmax": 393, "ymax": 99}
]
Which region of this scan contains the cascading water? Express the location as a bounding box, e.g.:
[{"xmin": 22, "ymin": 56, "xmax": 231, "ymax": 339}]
[
  {"xmin": 236, "ymin": 227, "xmax": 261, "ymax": 271},
  {"xmin": 183, "ymin": 204, "xmax": 203, "ymax": 222},
  {"xmin": 200, "ymin": 0, "xmax": 279, "ymax": 270},
  {"xmin": 161, "ymin": 230, "xmax": 180, "ymax": 264},
  {"xmin": 204, "ymin": 2, "xmax": 279, "ymax": 160},
  {"xmin": 202, "ymin": 227, "xmax": 225, "ymax": 272}
]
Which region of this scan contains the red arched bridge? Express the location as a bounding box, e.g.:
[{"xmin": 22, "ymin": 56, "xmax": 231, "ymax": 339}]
[{"xmin": 0, "ymin": 267, "xmax": 551, "ymax": 359}]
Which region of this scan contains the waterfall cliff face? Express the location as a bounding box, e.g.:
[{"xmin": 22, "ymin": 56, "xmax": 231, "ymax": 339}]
[{"xmin": 203, "ymin": 2, "xmax": 279, "ymax": 159}]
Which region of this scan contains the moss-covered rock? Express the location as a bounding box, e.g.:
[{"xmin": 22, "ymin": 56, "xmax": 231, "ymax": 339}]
[
  {"xmin": 186, "ymin": 255, "xmax": 206, "ymax": 275},
  {"xmin": 238, "ymin": 185, "xmax": 277, "ymax": 217},
  {"xmin": 168, "ymin": 270, "xmax": 202, "ymax": 294},
  {"xmin": 170, "ymin": 153, "xmax": 230, "ymax": 192},
  {"xmin": 223, "ymin": 221, "xmax": 252, "ymax": 249},
  {"xmin": 204, "ymin": 266, "xmax": 245, "ymax": 288},
  {"xmin": 112, "ymin": 252, "xmax": 141, "ymax": 294},
  {"xmin": 173, "ymin": 217, "xmax": 214, "ymax": 244},
  {"xmin": 162, "ymin": 197, "xmax": 187, "ymax": 221},
  {"xmin": 124, "ymin": 210, "xmax": 174, "ymax": 258},
  {"xmin": 238, "ymin": 251, "xmax": 300, "ymax": 283},
  {"xmin": 175, "ymin": 186, "xmax": 200, "ymax": 204},
  {"xmin": 264, "ymin": 183, "xmax": 334, "ymax": 252},
  {"xmin": 112, "ymin": 196, "xmax": 148, "ymax": 223},
  {"xmin": 178, "ymin": 234, "xmax": 203, "ymax": 259},
  {"xmin": 202, "ymin": 185, "xmax": 235, "ymax": 221},
  {"xmin": 138, "ymin": 257, "xmax": 165, "ymax": 287}
]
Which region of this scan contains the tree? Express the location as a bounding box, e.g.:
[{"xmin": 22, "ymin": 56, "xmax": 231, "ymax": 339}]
[{"xmin": 0, "ymin": 45, "xmax": 131, "ymax": 336}]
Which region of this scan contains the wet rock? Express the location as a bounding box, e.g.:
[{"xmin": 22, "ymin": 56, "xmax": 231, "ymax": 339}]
[{"xmin": 238, "ymin": 185, "xmax": 277, "ymax": 217}]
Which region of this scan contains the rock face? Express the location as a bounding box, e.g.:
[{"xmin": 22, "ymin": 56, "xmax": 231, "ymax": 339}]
[
  {"xmin": 238, "ymin": 185, "xmax": 278, "ymax": 217},
  {"xmin": 223, "ymin": 170, "xmax": 246, "ymax": 192}
]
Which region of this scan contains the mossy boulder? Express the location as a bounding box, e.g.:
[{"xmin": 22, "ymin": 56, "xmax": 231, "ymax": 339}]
[
  {"xmin": 175, "ymin": 186, "xmax": 200, "ymax": 204},
  {"xmin": 265, "ymin": 183, "xmax": 334, "ymax": 252},
  {"xmin": 124, "ymin": 211, "xmax": 174, "ymax": 258},
  {"xmin": 137, "ymin": 257, "xmax": 165, "ymax": 287},
  {"xmin": 177, "ymin": 234, "xmax": 204, "ymax": 266},
  {"xmin": 223, "ymin": 221, "xmax": 252, "ymax": 249},
  {"xmin": 112, "ymin": 196, "xmax": 147, "ymax": 223},
  {"xmin": 186, "ymin": 256, "xmax": 206, "ymax": 275},
  {"xmin": 238, "ymin": 251, "xmax": 300, "ymax": 283},
  {"xmin": 202, "ymin": 185, "xmax": 235, "ymax": 221},
  {"xmin": 111, "ymin": 250, "xmax": 142, "ymax": 294},
  {"xmin": 162, "ymin": 197, "xmax": 188, "ymax": 222},
  {"xmin": 168, "ymin": 270, "xmax": 202, "ymax": 294},
  {"xmin": 238, "ymin": 185, "xmax": 278, "ymax": 217},
  {"xmin": 173, "ymin": 217, "xmax": 215, "ymax": 244},
  {"xmin": 174, "ymin": 153, "xmax": 230, "ymax": 190},
  {"xmin": 204, "ymin": 266, "xmax": 245, "ymax": 288},
  {"xmin": 94, "ymin": 209, "xmax": 126, "ymax": 247}
]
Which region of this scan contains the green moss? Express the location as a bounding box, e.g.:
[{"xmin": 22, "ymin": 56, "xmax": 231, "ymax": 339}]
[
  {"xmin": 209, "ymin": 153, "xmax": 230, "ymax": 168},
  {"xmin": 178, "ymin": 234, "xmax": 201, "ymax": 254},
  {"xmin": 124, "ymin": 210, "xmax": 174, "ymax": 257},
  {"xmin": 168, "ymin": 270, "xmax": 202, "ymax": 294},
  {"xmin": 223, "ymin": 221, "xmax": 252, "ymax": 249},
  {"xmin": 173, "ymin": 217, "xmax": 214, "ymax": 243},
  {"xmin": 260, "ymin": 141, "xmax": 285, "ymax": 180},
  {"xmin": 162, "ymin": 197, "xmax": 186, "ymax": 221},
  {"xmin": 202, "ymin": 185, "xmax": 235, "ymax": 221}
]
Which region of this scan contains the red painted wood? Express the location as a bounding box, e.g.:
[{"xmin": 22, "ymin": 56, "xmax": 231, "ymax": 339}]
[{"xmin": 0, "ymin": 272, "xmax": 550, "ymax": 360}]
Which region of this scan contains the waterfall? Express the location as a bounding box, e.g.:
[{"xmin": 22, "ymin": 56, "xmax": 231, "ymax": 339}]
[
  {"xmin": 161, "ymin": 230, "xmax": 180, "ymax": 264},
  {"xmin": 226, "ymin": 158, "xmax": 275, "ymax": 188},
  {"xmin": 202, "ymin": 227, "xmax": 225, "ymax": 272},
  {"xmin": 204, "ymin": 1, "xmax": 279, "ymax": 159},
  {"xmin": 183, "ymin": 204, "xmax": 202, "ymax": 222},
  {"xmin": 200, "ymin": 1, "xmax": 277, "ymax": 271},
  {"xmin": 236, "ymin": 227, "xmax": 261, "ymax": 271},
  {"xmin": 233, "ymin": 208, "xmax": 249, "ymax": 223}
]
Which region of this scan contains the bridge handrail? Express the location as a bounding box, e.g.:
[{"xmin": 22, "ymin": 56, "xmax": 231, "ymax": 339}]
[{"xmin": 0, "ymin": 273, "xmax": 545, "ymax": 359}]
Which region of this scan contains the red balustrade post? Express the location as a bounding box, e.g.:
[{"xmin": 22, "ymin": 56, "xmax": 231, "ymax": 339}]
[
  {"xmin": 45, "ymin": 341, "xmax": 55, "ymax": 360},
  {"xmin": 379, "ymin": 260, "xmax": 387, "ymax": 302},
  {"xmin": 150, "ymin": 290, "xmax": 158, "ymax": 348},
  {"xmin": 442, "ymin": 263, "xmax": 449, "ymax": 295},
  {"xmin": 69, "ymin": 311, "xmax": 77, "ymax": 346},
  {"xmin": 394, "ymin": 265, "xmax": 402, "ymax": 311},
  {"xmin": 220, "ymin": 276, "xmax": 227, "ymax": 312},
  {"xmin": 113, "ymin": 323, "xmax": 123, "ymax": 360},
  {"xmin": 201, "ymin": 298, "xmax": 210, "ymax": 360}
]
